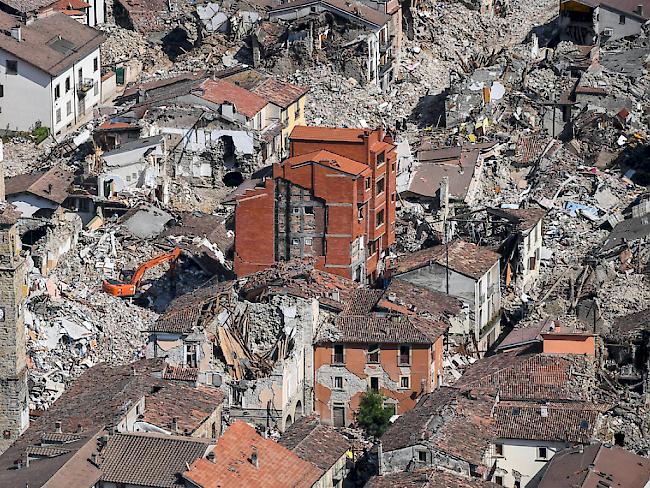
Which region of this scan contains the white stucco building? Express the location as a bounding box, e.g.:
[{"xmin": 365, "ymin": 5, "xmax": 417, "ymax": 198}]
[
  {"xmin": 0, "ymin": 11, "xmax": 104, "ymax": 135},
  {"xmin": 395, "ymin": 240, "xmax": 502, "ymax": 353}
]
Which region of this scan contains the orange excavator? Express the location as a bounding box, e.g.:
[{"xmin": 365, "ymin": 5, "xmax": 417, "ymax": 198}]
[{"xmin": 102, "ymin": 247, "xmax": 181, "ymax": 297}]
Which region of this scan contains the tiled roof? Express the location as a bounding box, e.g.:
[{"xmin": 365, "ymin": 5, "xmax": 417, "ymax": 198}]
[
  {"xmin": 252, "ymin": 77, "xmax": 309, "ymax": 109},
  {"xmin": 182, "ymin": 421, "xmax": 322, "ymax": 488},
  {"xmin": 279, "ymin": 416, "xmax": 350, "ymax": 471},
  {"xmin": 100, "ymin": 433, "xmax": 210, "ymax": 488},
  {"xmin": 341, "ymin": 288, "xmax": 383, "ymax": 314},
  {"xmin": 199, "ymin": 78, "xmax": 267, "ymax": 118},
  {"xmin": 0, "ymin": 12, "xmax": 105, "ymax": 76},
  {"xmin": 26, "ymin": 445, "xmax": 72, "ymax": 457},
  {"xmin": 162, "ymin": 365, "xmax": 199, "ymax": 382},
  {"xmin": 538, "ymin": 443, "xmax": 650, "ymax": 488},
  {"xmin": 379, "ymin": 278, "xmax": 463, "ymax": 319},
  {"xmin": 319, "ymin": 314, "xmax": 447, "ymax": 345},
  {"xmin": 454, "ymin": 350, "xmax": 589, "ymax": 402},
  {"xmin": 143, "ymin": 383, "xmax": 224, "ymax": 435},
  {"xmin": 368, "ymin": 469, "xmax": 500, "ymax": 488},
  {"xmin": 487, "ymin": 207, "xmax": 546, "ymax": 232},
  {"xmin": 5, "ymin": 166, "xmax": 74, "ymax": 204},
  {"xmin": 494, "ymin": 401, "xmax": 601, "ymax": 443},
  {"xmin": 395, "ymin": 240, "xmax": 500, "ymax": 280},
  {"xmin": 515, "ymin": 134, "xmax": 549, "ymax": 165},
  {"xmin": 284, "ymin": 149, "xmax": 371, "ymax": 176},
  {"xmin": 381, "ymin": 387, "xmax": 496, "ymax": 466},
  {"xmin": 496, "ymin": 318, "xmax": 554, "ymax": 350},
  {"xmin": 290, "ymin": 125, "xmax": 368, "ymax": 143},
  {"xmin": 408, "ymin": 147, "xmax": 481, "ymax": 199},
  {"xmin": 270, "ymin": 0, "xmax": 389, "ymax": 27}
]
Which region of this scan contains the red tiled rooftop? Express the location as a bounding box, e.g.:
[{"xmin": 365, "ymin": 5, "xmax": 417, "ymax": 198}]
[
  {"xmin": 182, "ymin": 421, "xmax": 322, "ymax": 488},
  {"xmin": 199, "ymin": 78, "xmax": 267, "ymax": 118},
  {"xmin": 284, "ymin": 149, "xmax": 371, "ymax": 176},
  {"xmin": 290, "ymin": 125, "xmax": 368, "ymax": 143},
  {"xmin": 252, "ymin": 77, "xmax": 309, "ymax": 109}
]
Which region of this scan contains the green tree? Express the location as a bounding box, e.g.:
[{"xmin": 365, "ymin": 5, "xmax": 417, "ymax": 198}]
[{"xmin": 356, "ymin": 390, "xmax": 393, "ymax": 438}]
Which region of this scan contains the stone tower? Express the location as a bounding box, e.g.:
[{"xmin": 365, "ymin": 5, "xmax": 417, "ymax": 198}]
[{"xmin": 0, "ymin": 204, "xmax": 28, "ymax": 452}]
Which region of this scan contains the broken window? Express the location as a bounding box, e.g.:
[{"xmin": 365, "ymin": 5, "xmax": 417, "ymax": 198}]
[
  {"xmin": 6, "ymin": 60, "xmax": 17, "ymax": 75},
  {"xmin": 357, "ymin": 204, "xmax": 364, "ymax": 221},
  {"xmin": 65, "ymin": 77, "xmax": 70, "ymax": 92},
  {"xmin": 376, "ymin": 210, "xmax": 385, "ymax": 228},
  {"xmin": 399, "ymin": 345, "xmax": 410, "ymax": 365},
  {"xmin": 536, "ymin": 447, "xmax": 548, "ymax": 460},
  {"xmin": 367, "ymin": 344, "xmax": 380, "ymax": 363},
  {"xmin": 304, "ymin": 206, "xmax": 313, "ymax": 214},
  {"xmin": 495, "ymin": 443, "xmax": 504, "ymax": 456},
  {"xmin": 333, "ymin": 345, "xmax": 344, "ymax": 363},
  {"xmin": 377, "ymin": 151, "xmax": 385, "ymax": 166},
  {"xmin": 376, "ymin": 177, "xmax": 385, "ymax": 195},
  {"xmin": 54, "ymin": 84, "xmax": 60, "ymax": 100},
  {"xmin": 185, "ymin": 344, "xmax": 198, "ymax": 368},
  {"xmin": 369, "ymin": 377, "xmax": 379, "ymax": 391},
  {"xmin": 400, "ymin": 376, "xmax": 410, "ymax": 389},
  {"xmin": 368, "ymin": 239, "xmax": 377, "ymax": 256},
  {"xmin": 365, "ymin": 178, "xmax": 371, "ymax": 190},
  {"xmin": 333, "ymin": 376, "xmax": 343, "ymax": 389}
]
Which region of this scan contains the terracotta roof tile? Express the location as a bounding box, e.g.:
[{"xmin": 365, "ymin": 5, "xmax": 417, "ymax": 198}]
[
  {"xmin": 279, "ymin": 416, "xmax": 351, "ymax": 471},
  {"xmin": 199, "ymin": 78, "xmax": 267, "ymax": 118},
  {"xmin": 319, "ymin": 314, "xmax": 447, "ymax": 344},
  {"xmin": 368, "ymin": 469, "xmax": 500, "ymax": 488},
  {"xmin": 100, "ymin": 433, "xmax": 210, "ymax": 488},
  {"xmin": 494, "ymin": 401, "xmax": 601, "ymax": 443},
  {"xmin": 395, "ymin": 240, "xmax": 500, "ymax": 280},
  {"xmin": 252, "ymin": 77, "xmax": 309, "ymax": 109},
  {"xmin": 487, "ymin": 207, "xmax": 546, "ymax": 232},
  {"xmin": 183, "ymin": 421, "xmax": 322, "ymax": 488},
  {"xmin": 162, "ymin": 365, "xmax": 199, "ymax": 382},
  {"xmin": 341, "ymin": 288, "xmax": 383, "ymax": 314},
  {"xmin": 379, "ymin": 278, "xmax": 463, "ymax": 319},
  {"xmin": 290, "ymin": 125, "xmax": 368, "ymax": 143},
  {"xmin": 285, "ymin": 149, "xmax": 371, "ymax": 176},
  {"xmin": 5, "ymin": 166, "xmax": 74, "ymax": 204}
]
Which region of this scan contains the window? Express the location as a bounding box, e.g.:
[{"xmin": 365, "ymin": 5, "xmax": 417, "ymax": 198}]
[
  {"xmin": 333, "ymin": 376, "xmax": 343, "ymax": 389},
  {"xmin": 93, "ymin": 57, "xmax": 98, "ymax": 72},
  {"xmin": 65, "ymin": 77, "xmax": 71, "ymax": 92},
  {"xmin": 619, "ymin": 14, "xmax": 626, "ymax": 24},
  {"xmin": 369, "ymin": 377, "xmax": 379, "ymax": 391},
  {"xmin": 54, "ymin": 84, "xmax": 60, "ymax": 100},
  {"xmin": 514, "ymin": 482, "xmax": 521, "ymax": 488},
  {"xmin": 529, "ymin": 256, "xmax": 537, "ymax": 270},
  {"xmin": 294, "ymin": 101, "xmax": 301, "ymax": 117},
  {"xmin": 367, "ymin": 344, "xmax": 380, "ymax": 363},
  {"xmin": 391, "ymin": 161, "xmax": 396, "ymax": 171},
  {"xmin": 304, "ymin": 237, "xmax": 313, "ymax": 246},
  {"xmin": 6, "ymin": 60, "xmax": 17, "ymax": 75},
  {"xmin": 185, "ymin": 344, "xmax": 197, "ymax": 368},
  {"xmin": 304, "ymin": 206, "xmax": 313, "ymax": 214},
  {"xmin": 365, "ymin": 178, "xmax": 371, "ymax": 190},
  {"xmin": 94, "ymin": 82, "xmax": 98, "ymax": 96},
  {"xmin": 376, "ymin": 177, "xmax": 385, "ymax": 195},
  {"xmin": 292, "ymin": 207, "xmax": 300, "ymax": 215},
  {"xmin": 399, "ymin": 376, "xmax": 410, "ymax": 389},
  {"xmin": 391, "ymin": 192, "xmax": 396, "ymax": 202},
  {"xmin": 399, "ymin": 345, "xmax": 410, "ymax": 365},
  {"xmin": 495, "ymin": 443, "xmax": 503, "ymax": 456},
  {"xmin": 291, "ymin": 238, "xmax": 300, "ymax": 246},
  {"xmin": 55, "ymin": 108, "xmax": 61, "ymax": 124},
  {"xmin": 357, "ymin": 204, "xmax": 364, "ymax": 221},
  {"xmin": 78, "ymin": 67, "xmax": 82, "ymax": 82},
  {"xmin": 368, "ymin": 239, "xmax": 377, "ymax": 256},
  {"xmin": 0, "ymin": 84, "xmax": 4, "ymax": 98},
  {"xmin": 376, "ymin": 151, "xmax": 385, "ymax": 166},
  {"xmin": 376, "ymin": 209, "xmax": 385, "ymax": 227},
  {"xmin": 494, "ymin": 476, "xmax": 504, "ymax": 486},
  {"xmin": 417, "ymin": 451, "xmax": 427, "ymax": 462},
  {"xmin": 66, "ymin": 101, "xmax": 72, "ymax": 116},
  {"xmin": 333, "ymin": 345, "xmax": 344, "ymax": 363},
  {"xmin": 537, "ymin": 446, "xmax": 548, "ymax": 460}
]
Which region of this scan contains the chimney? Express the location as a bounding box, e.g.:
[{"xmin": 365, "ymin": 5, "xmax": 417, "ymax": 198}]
[
  {"xmin": 250, "ymin": 446, "xmax": 258, "ymax": 468},
  {"xmin": 171, "ymin": 417, "xmax": 178, "ymax": 434},
  {"xmin": 637, "ymin": 4, "xmax": 643, "ymax": 15},
  {"xmin": 578, "ymin": 444, "xmax": 584, "ymax": 454},
  {"xmin": 90, "ymin": 453, "xmax": 100, "ymax": 467},
  {"xmin": 540, "ymin": 405, "xmax": 548, "ymax": 417},
  {"xmin": 207, "ymin": 451, "xmax": 216, "ymax": 463},
  {"xmin": 55, "ymin": 421, "xmax": 62, "ymax": 433},
  {"xmin": 77, "ymin": 424, "xmax": 83, "ymax": 433},
  {"xmin": 10, "ymin": 27, "xmax": 21, "ymax": 42},
  {"xmin": 387, "ymin": 292, "xmax": 397, "ymax": 302}
]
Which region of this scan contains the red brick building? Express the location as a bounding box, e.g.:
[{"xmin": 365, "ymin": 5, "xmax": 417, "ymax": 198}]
[{"xmin": 233, "ymin": 125, "xmax": 397, "ymax": 283}]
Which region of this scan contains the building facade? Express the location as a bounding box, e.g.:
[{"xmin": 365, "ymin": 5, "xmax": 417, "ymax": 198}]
[
  {"xmin": 0, "ymin": 12, "xmax": 104, "ymax": 135},
  {"xmin": 234, "ymin": 125, "xmax": 397, "ymax": 283}
]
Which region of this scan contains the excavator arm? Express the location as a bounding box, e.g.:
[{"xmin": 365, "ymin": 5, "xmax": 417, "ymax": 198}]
[{"xmin": 102, "ymin": 247, "xmax": 181, "ymax": 297}]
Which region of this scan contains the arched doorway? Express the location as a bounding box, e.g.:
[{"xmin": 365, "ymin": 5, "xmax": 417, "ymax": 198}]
[
  {"xmin": 285, "ymin": 414, "xmax": 293, "ymax": 428},
  {"xmin": 295, "ymin": 401, "xmax": 303, "ymax": 418}
]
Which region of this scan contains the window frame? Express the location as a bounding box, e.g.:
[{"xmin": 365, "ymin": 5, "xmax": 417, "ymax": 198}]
[
  {"xmin": 367, "ymin": 344, "xmax": 380, "ymax": 363},
  {"xmin": 376, "ymin": 209, "xmax": 385, "ymax": 228},
  {"xmin": 333, "ymin": 344, "xmax": 344, "ymax": 364},
  {"xmin": 536, "ymin": 446, "xmax": 548, "ymax": 461},
  {"xmin": 6, "ymin": 60, "xmax": 17, "ymax": 75},
  {"xmin": 399, "ymin": 345, "xmax": 411, "ymax": 366},
  {"xmin": 376, "ymin": 176, "xmax": 385, "ymax": 196},
  {"xmin": 399, "ymin": 375, "xmax": 410, "ymax": 389},
  {"xmin": 333, "ymin": 376, "xmax": 343, "ymax": 390}
]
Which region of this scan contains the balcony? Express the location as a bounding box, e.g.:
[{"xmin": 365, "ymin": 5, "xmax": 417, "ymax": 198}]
[{"xmin": 77, "ymin": 78, "xmax": 94, "ymax": 96}]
